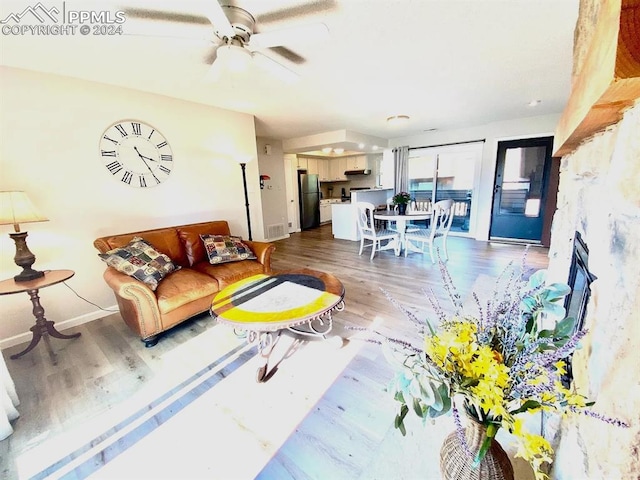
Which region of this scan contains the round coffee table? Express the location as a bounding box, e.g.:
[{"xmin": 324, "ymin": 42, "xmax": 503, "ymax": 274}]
[{"xmin": 210, "ymin": 268, "xmax": 345, "ymax": 382}]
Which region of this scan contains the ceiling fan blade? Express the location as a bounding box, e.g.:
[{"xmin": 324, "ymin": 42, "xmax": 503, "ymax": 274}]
[
  {"xmin": 252, "ymin": 52, "xmax": 300, "ymax": 84},
  {"xmin": 247, "ymin": 23, "xmax": 329, "ymax": 50},
  {"xmin": 202, "ymin": 1, "xmax": 235, "ymax": 39}
]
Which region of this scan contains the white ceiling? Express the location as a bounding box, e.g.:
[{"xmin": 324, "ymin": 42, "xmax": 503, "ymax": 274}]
[{"xmin": 0, "ymin": 0, "xmax": 579, "ymax": 154}]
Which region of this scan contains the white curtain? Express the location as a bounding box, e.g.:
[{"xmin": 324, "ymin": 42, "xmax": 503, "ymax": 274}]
[
  {"xmin": 1, "ymin": 351, "xmax": 20, "ymax": 441},
  {"xmin": 393, "ymin": 146, "xmax": 409, "ymax": 194}
]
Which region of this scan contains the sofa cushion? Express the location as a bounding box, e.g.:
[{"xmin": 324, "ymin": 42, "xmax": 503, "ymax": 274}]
[
  {"xmin": 95, "ymin": 227, "xmax": 189, "ymax": 267},
  {"xmin": 98, "ymin": 237, "xmax": 180, "ymax": 291},
  {"xmin": 155, "ymin": 268, "xmax": 220, "ymax": 314},
  {"xmin": 200, "ymin": 234, "xmax": 257, "ymax": 264},
  {"xmin": 193, "ymin": 259, "xmax": 265, "ymax": 289},
  {"xmin": 177, "ymin": 221, "xmax": 232, "ymax": 266}
]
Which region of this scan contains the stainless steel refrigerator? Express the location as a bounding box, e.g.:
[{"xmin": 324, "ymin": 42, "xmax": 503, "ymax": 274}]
[{"xmin": 298, "ymin": 172, "xmax": 320, "ymax": 230}]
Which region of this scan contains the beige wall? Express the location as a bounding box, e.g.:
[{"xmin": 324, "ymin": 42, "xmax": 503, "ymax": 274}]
[
  {"xmin": 389, "ymin": 113, "xmax": 560, "ymax": 240},
  {"xmin": 0, "ymin": 66, "xmax": 263, "ymax": 345},
  {"xmin": 256, "ymin": 138, "xmax": 289, "ymax": 240}
]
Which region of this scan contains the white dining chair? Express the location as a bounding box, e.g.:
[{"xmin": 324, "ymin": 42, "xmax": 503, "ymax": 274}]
[
  {"xmin": 403, "ymin": 199, "xmax": 454, "ymax": 262},
  {"xmin": 356, "ymin": 202, "xmax": 401, "ymax": 260}
]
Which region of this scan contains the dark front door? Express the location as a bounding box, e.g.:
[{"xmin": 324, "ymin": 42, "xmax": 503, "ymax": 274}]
[{"xmin": 489, "ymin": 136, "xmax": 554, "ymax": 242}]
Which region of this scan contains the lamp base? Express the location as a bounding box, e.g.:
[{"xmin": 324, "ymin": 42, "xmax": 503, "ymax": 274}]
[
  {"xmin": 9, "ymin": 231, "xmax": 45, "ymax": 282},
  {"xmin": 14, "ymin": 268, "xmax": 45, "ymax": 283}
]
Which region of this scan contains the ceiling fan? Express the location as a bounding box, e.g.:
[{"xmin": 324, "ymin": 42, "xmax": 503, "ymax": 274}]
[{"xmin": 124, "ymin": 1, "xmax": 331, "ymax": 83}]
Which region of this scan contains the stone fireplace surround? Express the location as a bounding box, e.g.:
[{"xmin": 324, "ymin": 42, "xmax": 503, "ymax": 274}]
[
  {"xmin": 542, "ymin": 0, "xmax": 639, "ymax": 476},
  {"xmin": 545, "ymin": 101, "xmax": 639, "ymax": 478}
]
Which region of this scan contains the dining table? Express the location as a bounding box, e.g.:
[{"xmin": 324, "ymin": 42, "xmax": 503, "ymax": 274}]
[{"xmin": 373, "ymin": 211, "xmax": 432, "ymax": 256}]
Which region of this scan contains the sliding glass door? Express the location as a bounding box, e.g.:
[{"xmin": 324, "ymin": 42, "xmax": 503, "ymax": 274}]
[{"xmin": 408, "ymin": 142, "xmax": 482, "ymax": 234}]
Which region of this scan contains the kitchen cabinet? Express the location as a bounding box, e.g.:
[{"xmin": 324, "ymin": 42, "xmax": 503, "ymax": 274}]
[
  {"xmin": 318, "ymin": 158, "xmax": 330, "ymax": 181},
  {"xmin": 329, "ymin": 158, "xmax": 347, "ymax": 181},
  {"xmin": 345, "ymin": 155, "xmax": 369, "ymax": 170},
  {"xmin": 307, "ymin": 157, "xmax": 318, "ymax": 175},
  {"xmin": 296, "ymin": 157, "xmax": 308, "ymax": 170},
  {"xmin": 320, "ymin": 203, "xmax": 332, "ymax": 224}
]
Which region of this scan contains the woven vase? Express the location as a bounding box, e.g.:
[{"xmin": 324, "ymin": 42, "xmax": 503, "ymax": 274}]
[{"xmin": 439, "ymin": 415, "xmax": 514, "ymax": 480}]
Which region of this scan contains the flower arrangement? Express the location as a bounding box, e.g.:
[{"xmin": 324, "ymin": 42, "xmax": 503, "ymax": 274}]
[
  {"xmin": 392, "ymin": 191, "xmax": 411, "ymax": 205},
  {"xmin": 364, "ymin": 255, "xmax": 629, "ymax": 480}
]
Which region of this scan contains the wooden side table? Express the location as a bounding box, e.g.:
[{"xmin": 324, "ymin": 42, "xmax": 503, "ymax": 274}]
[{"xmin": 0, "ymin": 269, "xmax": 81, "ymax": 365}]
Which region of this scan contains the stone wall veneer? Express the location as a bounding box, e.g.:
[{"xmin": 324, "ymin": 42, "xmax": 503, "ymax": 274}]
[{"xmin": 546, "ymin": 101, "xmax": 640, "ymax": 479}]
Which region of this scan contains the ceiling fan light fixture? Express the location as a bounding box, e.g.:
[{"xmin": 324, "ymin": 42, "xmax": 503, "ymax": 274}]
[
  {"xmin": 333, "ymin": 148, "xmax": 344, "ymax": 154},
  {"xmin": 322, "ymin": 147, "xmax": 332, "ymax": 153},
  {"xmin": 387, "ymin": 115, "xmax": 410, "ymax": 126},
  {"xmin": 217, "ymin": 44, "xmax": 252, "ymax": 72}
]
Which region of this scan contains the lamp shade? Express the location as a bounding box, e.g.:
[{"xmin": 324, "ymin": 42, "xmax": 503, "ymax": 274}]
[{"xmin": 0, "ymin": 191, "xmax": 49, "ymax": 232}]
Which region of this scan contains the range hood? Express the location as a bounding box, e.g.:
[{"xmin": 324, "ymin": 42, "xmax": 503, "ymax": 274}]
[{"xmin": 344, "ymin": 169, "xmax": 371, "ymax": 176}]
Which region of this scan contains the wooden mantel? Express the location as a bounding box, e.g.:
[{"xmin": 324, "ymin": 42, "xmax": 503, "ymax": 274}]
[{"xmin": 553, "ymin": 0, "xmax": 640, "ymax": 157}]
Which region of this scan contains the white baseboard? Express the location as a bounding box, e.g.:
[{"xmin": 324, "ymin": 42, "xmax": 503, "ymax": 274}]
[{"xmin": 0, "ymin": 306, "xmax": 118, "ymax": 350}]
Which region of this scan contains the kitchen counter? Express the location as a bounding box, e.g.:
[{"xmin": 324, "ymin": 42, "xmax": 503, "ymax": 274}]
[{"xmin": 331, "ymin": 203, "xmax": 359, "ymax": 241}]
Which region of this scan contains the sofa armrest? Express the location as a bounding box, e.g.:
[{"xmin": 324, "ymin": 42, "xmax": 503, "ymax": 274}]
[
  {"xmin": 244, "ymin": 241, "xmax": 276, "ymax": 274},
  {"xmin": 103, "ymin": 267, "xmax": 162, "ymax": 339}
]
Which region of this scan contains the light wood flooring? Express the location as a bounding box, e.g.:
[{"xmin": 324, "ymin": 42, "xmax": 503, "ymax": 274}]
[{"xmin": 0, "ymin": 225, "xmax": 549, "ymax": 479}]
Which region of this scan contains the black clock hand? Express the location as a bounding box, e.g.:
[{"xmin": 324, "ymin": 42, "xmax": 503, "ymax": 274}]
[{"xmin": 134, "ymin": 146, "xmax": 158, "ymax": 162}]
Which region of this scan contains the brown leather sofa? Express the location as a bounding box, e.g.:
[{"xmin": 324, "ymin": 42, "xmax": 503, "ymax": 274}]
[{"xmin": 94, "ymin": 220, "xmax": 275, "ymax": 347}]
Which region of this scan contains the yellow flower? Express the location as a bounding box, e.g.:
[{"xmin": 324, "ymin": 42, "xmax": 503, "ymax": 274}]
[{"xmin": 512, "ymin": 418, "xmax": 554, "ymax": 480}]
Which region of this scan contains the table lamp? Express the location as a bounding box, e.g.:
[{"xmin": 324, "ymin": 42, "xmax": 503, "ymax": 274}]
[{"xmin": 0, "ymin": 191, "xmax": 49, "ymax": 282}]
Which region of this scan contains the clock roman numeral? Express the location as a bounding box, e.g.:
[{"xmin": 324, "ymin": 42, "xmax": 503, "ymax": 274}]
[
  {"xmin": 105, "ymin": 161, "xmax": 123, "ymax": 174},
  {"xmin": 160, "ymin": 154, "xmax": 172, "ymax": 162},
  {"xmin": 147, "ymin": 129, "xmax": 155, "ymax": 140},
  {"xmin": 101, "ymin": 150, "xmax": 117, "ymax": 157},
  {"xmin": 139, "ymin": 176, "xmax": 147, "ymax": 188},
  {"xmin": 115, "ymin": 124, "xmax": 128, "ymax": 137},
  {"xmin": 156, "ymin": 141, "xmax": 167, "ymax": 148},
  {"xmin": 103, "ymin": 135, "xmax": 119, "ymax": 145},
  {"xmin": 121, "ymin": 171, "xmax": 133, "ymax": 184},
  {"xmin": 131, "ymin": 122, "xmax": 141, "ymax": 136},
  {"xmin": 158, "ymin": 165, "xmax": 171, "ymax": 174}
]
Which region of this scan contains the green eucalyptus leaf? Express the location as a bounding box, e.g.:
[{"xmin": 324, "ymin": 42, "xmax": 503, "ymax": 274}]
[
  {"xmin": 538, "ymin": 329, "xmax": 554, "ymax": 338},
  {"xmin": 525, "ymin": 315, "xmax": 536, "ymax": 334},
  {"xmin": 413, "ymin": 397, "xmax": 425, "ymax": 418},
  {"xmin": 528, "ymin": 270, "xmax": 547, "ymax": 289},
  {"xmin": 509, "ymin": 400, "xmax": 542, "ymax": 415},
  {"xmin": 554, "ymin": 316, "xmax": 576, "ymax": 338},
  {"xmin": 545, "ymin": 282, "xmax": 571, "ymax": 299}
]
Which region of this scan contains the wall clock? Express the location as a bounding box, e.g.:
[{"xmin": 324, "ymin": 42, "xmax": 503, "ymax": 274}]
[{"xmin": 99, "ymin": 120, "xmax": 173, "ymax": 188}]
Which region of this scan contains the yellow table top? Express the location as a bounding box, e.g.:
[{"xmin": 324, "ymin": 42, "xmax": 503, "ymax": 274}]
[{"xmin": 210, "ymin": 269, "xmax": 345, "ymax": 332}]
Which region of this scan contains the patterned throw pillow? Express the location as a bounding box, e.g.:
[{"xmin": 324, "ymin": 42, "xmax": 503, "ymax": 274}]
[
  {"xmin": 200, "ymin": 234, "xmax": 257, "ymax": 264},
  {"xmin": 98, "ymin": 237, "xmax": 180, "ymax": 291}
]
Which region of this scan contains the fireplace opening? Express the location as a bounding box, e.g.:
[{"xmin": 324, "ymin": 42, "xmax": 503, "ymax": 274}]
[{"xmin": 562, "ymin": 231, "xmax": 597, "ymax": 387}]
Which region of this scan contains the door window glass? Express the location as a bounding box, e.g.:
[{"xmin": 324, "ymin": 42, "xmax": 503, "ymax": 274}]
[{"xmin": 499, "ymin": 146, "xmax": 546, "ymax": 217}]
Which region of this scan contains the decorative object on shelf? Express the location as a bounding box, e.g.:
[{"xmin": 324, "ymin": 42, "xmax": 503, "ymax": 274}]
[
  {"xmin": 0, "ymin": 191, "xmax": 49, "ymax": 282},
  {"xmin": 236, "ymin": 157, "xmax": 253, "ymax": 240},
  {"xmin": 353, "ymin": 252, "xmax": 629, "ymax": 480},
  {"xmin": 99, "ymin": 120, "xmax": 173, "ymax": 188},
  {"xmin": 392, "ymin": 191, "xmax": 411, "ymax": 215},
  {"xmin": 440, "ymin": 411, "xmax": 513, "ymax": 480}
]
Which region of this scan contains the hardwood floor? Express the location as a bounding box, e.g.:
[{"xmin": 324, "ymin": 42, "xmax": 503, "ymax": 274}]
[{"xmin": 0, "ymin": 225, "xmax": 549, "ymax": 479}]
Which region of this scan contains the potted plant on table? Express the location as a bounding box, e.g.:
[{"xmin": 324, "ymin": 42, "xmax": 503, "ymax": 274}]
[
  {"xmin": 392, "ymin": 191, "xmax": 412, "ymax": 215},
  {"xmin": 356, "ymin": 255, "xmax": 629, "ymax": 480}
]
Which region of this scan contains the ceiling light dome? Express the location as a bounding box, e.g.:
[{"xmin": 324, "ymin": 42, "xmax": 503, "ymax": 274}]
[
  {"xmin": 333, "ymin": 148, "xmax": 344, "ymax": 154},
  {"xmin": 217, "ymin": 44, "xmax": 252, "ymax": 72},
  {"xmin": 387, "ymin": 115, "xmax": 410, "ymax": 126}
]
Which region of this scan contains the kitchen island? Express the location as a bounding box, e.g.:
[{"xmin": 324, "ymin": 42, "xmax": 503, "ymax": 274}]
[{"xmin": 331, "ymin": 188, "xmax": 393, "ymax": 241}]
